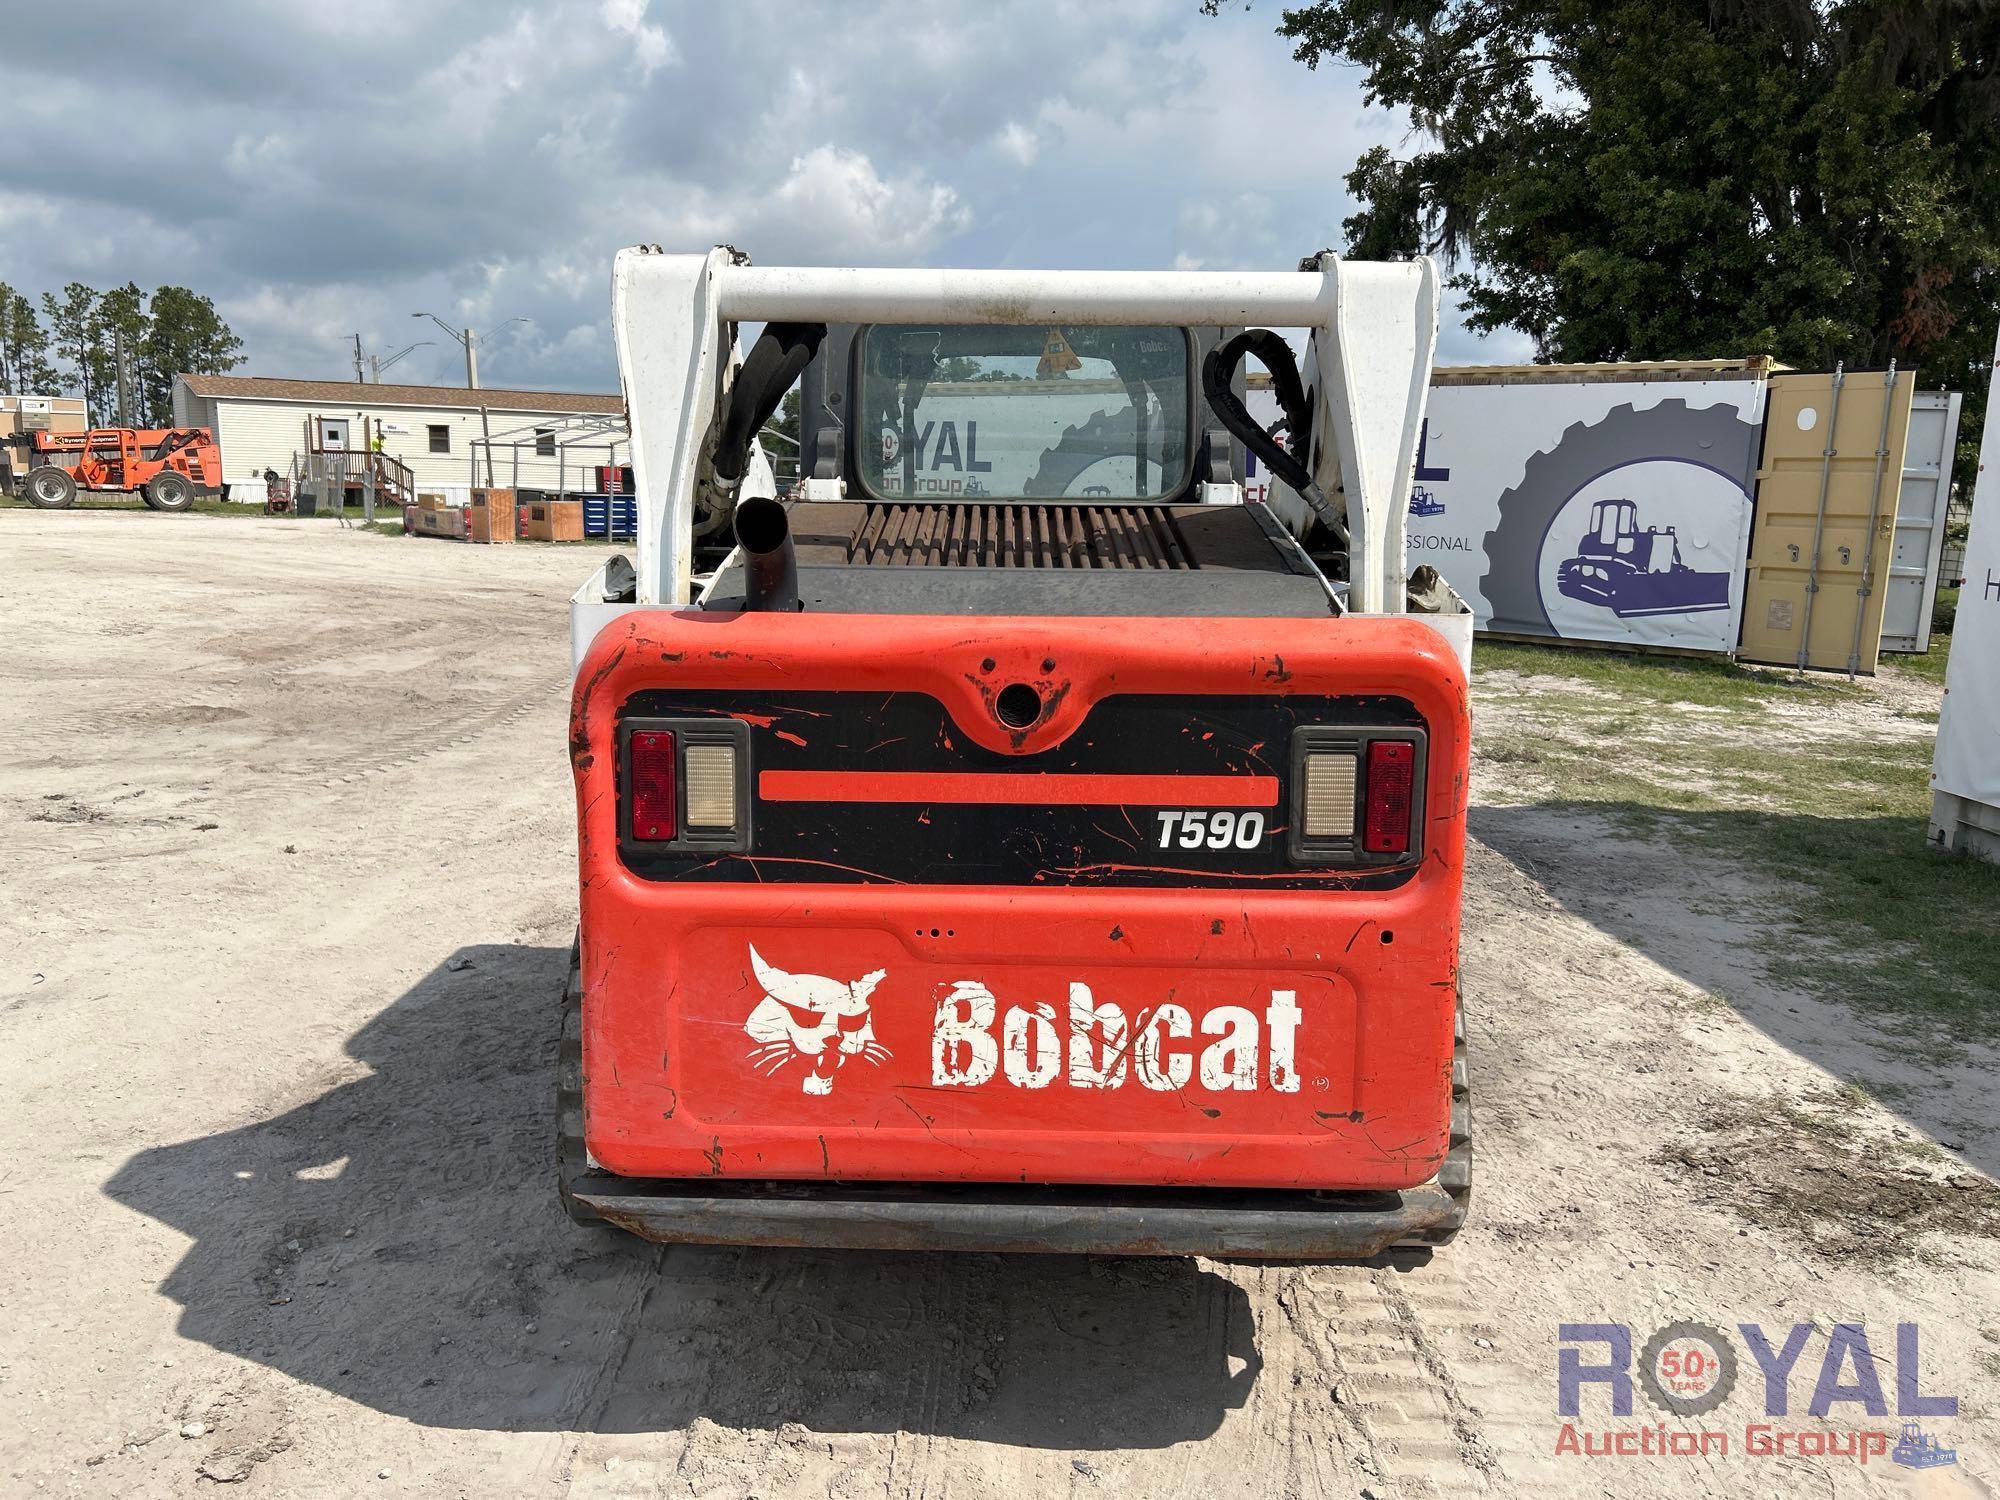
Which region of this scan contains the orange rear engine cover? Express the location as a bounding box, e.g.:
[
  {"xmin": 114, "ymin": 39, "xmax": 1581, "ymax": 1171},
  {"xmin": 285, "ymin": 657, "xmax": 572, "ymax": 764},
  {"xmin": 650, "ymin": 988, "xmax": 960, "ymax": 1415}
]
[{"xmin": 570, "ymin": 611, "xmax": 1468, "ymax": 1192}]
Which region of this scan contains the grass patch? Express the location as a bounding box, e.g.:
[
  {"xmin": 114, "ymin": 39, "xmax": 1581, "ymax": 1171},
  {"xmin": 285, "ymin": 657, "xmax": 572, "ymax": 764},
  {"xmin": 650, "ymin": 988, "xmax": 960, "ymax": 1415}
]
[
  {"xmin": 1478, "ymin": 645, "xmax": 2000, "ymax": 1038},
  {"xmin": 0, "ymin": 494, "xmax": 356, "ymax": 520},
  {"xmin": 1893, "ymin": 630, "xmax": 1952, "ymax": 685},
  {"xmin": 1474, "ymin": 639, "xmax": 1857, "ymax": 711},
  {"xmin": 1657, "ymin": 1088, "xmax": 2000, "ymax": 1260},
  {"xmin": 1895, "ymin": 587, "xmax": 1958, "ymax": 684}
]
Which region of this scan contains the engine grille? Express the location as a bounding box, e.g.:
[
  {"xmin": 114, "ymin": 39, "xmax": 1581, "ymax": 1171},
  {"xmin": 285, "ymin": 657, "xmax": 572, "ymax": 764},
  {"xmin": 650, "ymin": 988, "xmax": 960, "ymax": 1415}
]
[{"xmin": 846, "ymin": 503, "xmax": 1195, "ymax": 570}]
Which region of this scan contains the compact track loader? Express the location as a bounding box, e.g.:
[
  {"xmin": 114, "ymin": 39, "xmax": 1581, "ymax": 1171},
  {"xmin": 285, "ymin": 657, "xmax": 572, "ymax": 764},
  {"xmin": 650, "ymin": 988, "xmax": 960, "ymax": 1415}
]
[{"xmin": 562, "ymin": 249, "xmax": 1475, "ymax": 1257}]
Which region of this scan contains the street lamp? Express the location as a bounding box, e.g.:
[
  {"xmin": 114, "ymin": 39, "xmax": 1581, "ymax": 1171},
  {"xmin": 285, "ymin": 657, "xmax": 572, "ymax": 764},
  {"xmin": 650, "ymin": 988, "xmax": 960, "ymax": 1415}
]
[
  {"xmin": 410, "ymin": 313, "xmax": 530, "ymax": 389},
  {"xmin": 372, "ymin": 340, "xmax": 432, "ymax": 382}
]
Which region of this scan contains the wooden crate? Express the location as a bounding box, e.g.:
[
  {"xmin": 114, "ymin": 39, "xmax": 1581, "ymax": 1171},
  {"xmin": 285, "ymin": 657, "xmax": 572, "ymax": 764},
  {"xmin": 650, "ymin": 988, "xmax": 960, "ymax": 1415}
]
[
  {"xmin": 414, "ymin": 506, "xmax": 467, "ymax": 539},
  {"xmin": 467, "ymin": 487, "xmax": 516, "ymax": 543},
  {"xmin": 521, "ymin": 499, "xmax": 585, "ymax": 542}
]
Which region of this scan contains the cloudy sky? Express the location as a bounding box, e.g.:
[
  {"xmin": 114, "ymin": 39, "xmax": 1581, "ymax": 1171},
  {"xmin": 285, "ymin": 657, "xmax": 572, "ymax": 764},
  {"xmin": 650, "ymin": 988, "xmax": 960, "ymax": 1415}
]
[{"xmin": 1, "ymin": 1, "xmax": 1530, "ymax": 395}]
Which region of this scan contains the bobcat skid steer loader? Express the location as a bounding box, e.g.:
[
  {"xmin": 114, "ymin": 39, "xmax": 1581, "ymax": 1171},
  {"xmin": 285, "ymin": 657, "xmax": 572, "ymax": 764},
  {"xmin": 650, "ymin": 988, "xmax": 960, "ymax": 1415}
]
[{"xmin": 562, "ymin": 248, "xmax": 1475, "ymax": 1257}]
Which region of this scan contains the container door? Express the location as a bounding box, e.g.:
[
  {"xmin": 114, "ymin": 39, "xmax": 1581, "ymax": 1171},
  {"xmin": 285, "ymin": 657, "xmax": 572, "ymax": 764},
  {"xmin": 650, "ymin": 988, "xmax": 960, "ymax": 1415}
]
[
  {"xmin": 1739, "ymin": 370, "xmax": 1915, "ymax": 673},
  {"xmin": 1879, "ymin": 390, "xmax": 1962, "ymax": 654}
]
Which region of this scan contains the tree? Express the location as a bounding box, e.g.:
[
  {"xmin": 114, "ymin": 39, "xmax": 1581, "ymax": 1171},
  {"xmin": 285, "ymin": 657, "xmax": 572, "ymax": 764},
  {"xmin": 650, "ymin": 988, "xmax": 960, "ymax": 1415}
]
[
  {"xmin": 42, "ymin": 283, "xmax": 102, "ymax": 422},
  {"xmin": 94, "ymin": 282, "xmax": 148, "ymax": 425},
  {"xmin": 139, "ymin": 285, "xmax": 244, "ymax": 426},
  {"xmin": 0, "ymin": 285, "xmax": 55, "ymax": 395},
  {"xmin": 15, "ymin": 282, "xmax": 244, "ymax": 423},
  {"xmin": 763, "ymin": 388, "xmax": 802, "ymax": 486},
  {"xmin": 1240, "ymin": 1, "xmax": 2000, "ymax": 473}
]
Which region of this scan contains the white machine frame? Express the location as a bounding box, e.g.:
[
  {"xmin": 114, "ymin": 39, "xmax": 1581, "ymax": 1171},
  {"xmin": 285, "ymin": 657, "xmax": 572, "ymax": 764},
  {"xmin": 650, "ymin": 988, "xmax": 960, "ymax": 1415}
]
[{"xmin": 576, "ymin": 247, "xmax": 1469, "ymax": 667}]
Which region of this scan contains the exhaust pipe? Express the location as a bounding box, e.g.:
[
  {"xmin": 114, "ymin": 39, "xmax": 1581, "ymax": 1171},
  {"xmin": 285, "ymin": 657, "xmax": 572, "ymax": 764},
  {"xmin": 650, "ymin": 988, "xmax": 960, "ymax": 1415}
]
[{"xmin": 734, "ymin": 496, "xmax": 798, "ymax": 613}]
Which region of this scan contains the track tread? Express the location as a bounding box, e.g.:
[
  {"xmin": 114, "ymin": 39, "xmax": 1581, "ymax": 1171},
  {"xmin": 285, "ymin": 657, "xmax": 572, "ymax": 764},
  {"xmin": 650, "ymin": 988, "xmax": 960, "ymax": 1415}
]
[
  {"xmin": 558, "ymin": 934, "xmax": 603, "ymax": 1224},
  {"xmin": 1397, "ymin": 1004, "xmax": 1472, "ymax": 1248}
]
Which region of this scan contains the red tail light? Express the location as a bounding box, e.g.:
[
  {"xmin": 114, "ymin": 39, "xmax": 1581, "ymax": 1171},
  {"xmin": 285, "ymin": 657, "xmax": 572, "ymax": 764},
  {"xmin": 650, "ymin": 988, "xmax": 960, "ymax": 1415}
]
[
  {"xmin": 629, "ymin": 729, "xmax": 678, "ymax": 840},
  {"xmin": 1363, "ymin": 740, "xmax": 1415, "ymax": 854}
]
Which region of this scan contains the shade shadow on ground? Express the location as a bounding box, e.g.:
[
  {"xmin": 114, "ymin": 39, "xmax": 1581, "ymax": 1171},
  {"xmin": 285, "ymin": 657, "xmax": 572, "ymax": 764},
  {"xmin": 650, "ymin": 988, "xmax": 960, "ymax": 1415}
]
[
  {"xmin": 104, "ymin": 944, "xmax": 1260, "ymax": 1445},
  {"xmin": 1471, "ymin": 802, "xmax": 1998, "ymax": 1187}
]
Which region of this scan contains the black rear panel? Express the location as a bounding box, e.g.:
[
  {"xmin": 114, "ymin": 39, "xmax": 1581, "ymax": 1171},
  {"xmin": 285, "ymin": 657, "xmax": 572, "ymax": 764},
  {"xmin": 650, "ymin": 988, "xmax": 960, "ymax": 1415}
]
[{"xmin": 616, "ymin": 691, "xmax": 1423, "ymax": 889}]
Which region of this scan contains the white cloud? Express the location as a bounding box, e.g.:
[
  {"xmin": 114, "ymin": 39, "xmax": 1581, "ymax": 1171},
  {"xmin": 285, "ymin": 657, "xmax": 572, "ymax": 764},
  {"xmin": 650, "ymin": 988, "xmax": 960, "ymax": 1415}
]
[
  {"xmin": 0, "ymin": 1, "xmax": 1513, "ymax": 392},
  {"xmin": 994, "ymin": 121, "xmax": 1039, "ymax": 167},
  {"xmin": 599, "ymin": 0, "xmax": 675, "ymax": 77},
  {"xmin": 767, "ymin": 146, "xmax": 972, "ymax": 257}
]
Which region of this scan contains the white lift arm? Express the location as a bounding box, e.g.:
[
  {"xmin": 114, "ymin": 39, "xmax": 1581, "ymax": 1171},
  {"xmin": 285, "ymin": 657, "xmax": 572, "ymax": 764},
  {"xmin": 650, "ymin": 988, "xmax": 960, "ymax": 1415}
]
[{"xmin": 610, "ymin": 248, "xmax": 1440, "ymax": 613}]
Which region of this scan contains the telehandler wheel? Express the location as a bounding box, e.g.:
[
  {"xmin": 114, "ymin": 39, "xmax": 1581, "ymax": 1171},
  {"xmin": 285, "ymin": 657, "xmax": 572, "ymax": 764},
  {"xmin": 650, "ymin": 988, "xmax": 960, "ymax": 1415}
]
[
  {"xmin": 557, "ymin": 936, "xmax": 607, "ymax": 1225},
  {"xmin": 25, "ymin": 466, "xmax": 77, "ymax": 509},
  {"xmin": 144, "ymin": 472, "xmax": 195, "ymax": 511}
]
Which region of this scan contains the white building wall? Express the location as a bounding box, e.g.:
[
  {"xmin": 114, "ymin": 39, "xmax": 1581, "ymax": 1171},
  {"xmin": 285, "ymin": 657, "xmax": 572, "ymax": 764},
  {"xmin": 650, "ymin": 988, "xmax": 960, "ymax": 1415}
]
[
  {"xmin": 171, "ymin": 387, "xmax": 211, "ymax": 431},
  {"xmin": 192, "ymin": 394, "xmax": 627, "ymax": 501},
  {"xmin": 212, "ymin": 401, "xmax": 315, "ymax": 496}
]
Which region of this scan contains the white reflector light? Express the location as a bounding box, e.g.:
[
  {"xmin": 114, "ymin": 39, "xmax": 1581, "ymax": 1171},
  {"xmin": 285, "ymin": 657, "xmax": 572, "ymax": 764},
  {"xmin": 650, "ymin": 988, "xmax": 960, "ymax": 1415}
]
[
  {"xmin": 682, "ymin": 743, "xmax": 738, "ymax": 829},
  {"xmin": 1302, "ymin": 752, "xmax": 1358, "ymax": 838}
]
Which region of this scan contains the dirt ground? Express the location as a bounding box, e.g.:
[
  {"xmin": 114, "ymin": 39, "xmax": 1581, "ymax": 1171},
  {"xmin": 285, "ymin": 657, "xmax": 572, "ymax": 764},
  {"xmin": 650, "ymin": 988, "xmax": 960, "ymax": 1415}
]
[{"xmin": 1, "ymin": 510, "xmax": 1993, "ymax": 1499}]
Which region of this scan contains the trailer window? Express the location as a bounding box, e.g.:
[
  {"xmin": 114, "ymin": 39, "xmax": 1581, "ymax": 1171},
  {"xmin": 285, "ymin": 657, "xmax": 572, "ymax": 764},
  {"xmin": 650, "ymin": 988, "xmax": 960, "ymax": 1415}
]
[
  {"xmin": 857, "ymin": 325, "xmax": 1191, "ymax": 501},
  {"xmin": 428, "ymin": 424, "xmax": 451, "ymax": 454}
]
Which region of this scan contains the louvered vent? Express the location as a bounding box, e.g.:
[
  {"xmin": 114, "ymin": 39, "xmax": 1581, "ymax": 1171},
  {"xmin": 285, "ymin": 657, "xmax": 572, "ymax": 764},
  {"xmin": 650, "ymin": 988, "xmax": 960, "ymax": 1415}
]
[{"xmin": 847, "ymin": 503, "xmax": 1196, "ymax": 569}]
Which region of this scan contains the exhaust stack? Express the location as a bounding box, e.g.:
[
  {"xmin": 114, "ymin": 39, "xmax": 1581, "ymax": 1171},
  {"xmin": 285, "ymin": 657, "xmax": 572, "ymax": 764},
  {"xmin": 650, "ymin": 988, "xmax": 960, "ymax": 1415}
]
[{"xmin": 734, "ymin": 496, "xmax": 798, "ymax": 613}]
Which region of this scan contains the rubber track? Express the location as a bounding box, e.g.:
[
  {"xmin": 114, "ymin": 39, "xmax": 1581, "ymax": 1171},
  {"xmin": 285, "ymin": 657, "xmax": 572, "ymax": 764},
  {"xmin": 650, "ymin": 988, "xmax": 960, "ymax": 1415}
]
[
  {"xmin": 557, "ymin": 937, "xmax": 602, "ymax": 1224},
  {"xmin": 1397, "ymin": 1004, "xmax": 1472, "ymax": 1248}
]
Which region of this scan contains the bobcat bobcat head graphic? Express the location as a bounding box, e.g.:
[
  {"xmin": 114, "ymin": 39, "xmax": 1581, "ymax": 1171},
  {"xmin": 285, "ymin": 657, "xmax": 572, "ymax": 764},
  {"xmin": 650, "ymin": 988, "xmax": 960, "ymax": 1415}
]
[{"xmin": 742, "ymin": 946, "xmax": 891, "ymax": 1095}]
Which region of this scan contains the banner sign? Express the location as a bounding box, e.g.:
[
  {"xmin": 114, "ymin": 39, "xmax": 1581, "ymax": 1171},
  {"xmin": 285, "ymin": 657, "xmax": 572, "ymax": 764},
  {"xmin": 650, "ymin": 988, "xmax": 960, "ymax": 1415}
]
[{"xmin": 1249, "ymin": 376, "xmax": 1767, "ymax": 653}]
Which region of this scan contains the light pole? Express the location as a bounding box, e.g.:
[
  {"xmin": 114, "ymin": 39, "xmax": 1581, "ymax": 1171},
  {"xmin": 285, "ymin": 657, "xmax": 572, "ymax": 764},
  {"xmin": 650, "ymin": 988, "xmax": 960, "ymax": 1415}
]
[
  {"xmin": 411, "ymin": 313, "xmax": 529, "ymax": 389},
  {"xmin": 371, "ymin": 341, "xmax": 432, "ymax": 383}
]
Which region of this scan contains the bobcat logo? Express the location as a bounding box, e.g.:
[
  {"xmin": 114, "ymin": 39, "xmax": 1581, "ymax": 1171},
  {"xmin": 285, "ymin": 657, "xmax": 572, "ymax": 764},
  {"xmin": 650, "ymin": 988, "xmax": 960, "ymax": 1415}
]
[{"xmin": 743, "ymin": 946, "xmax": 890, "ymax": 1095}]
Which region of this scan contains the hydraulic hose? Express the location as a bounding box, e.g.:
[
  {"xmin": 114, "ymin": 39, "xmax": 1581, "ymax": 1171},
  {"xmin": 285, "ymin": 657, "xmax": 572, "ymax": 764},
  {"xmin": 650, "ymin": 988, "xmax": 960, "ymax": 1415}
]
[
  {"xmin": 713, "ymin": 322, "xmax": 825, "ymax": 489},
  {"xmin": 1201, "ymin": 329, "xmax": 1346, "ymax": 542}
]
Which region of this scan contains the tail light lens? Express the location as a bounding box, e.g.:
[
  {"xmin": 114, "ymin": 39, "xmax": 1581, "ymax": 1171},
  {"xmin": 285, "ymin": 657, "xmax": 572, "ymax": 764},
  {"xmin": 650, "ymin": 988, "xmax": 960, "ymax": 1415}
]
[
  {"xmin": 1288, "ymin": 726, "xmax": 1425, "ymax": 865},
  {"xmin": 1301, "ymin": 752, "xmax": 1358, "ymax": 839},
  {"xmin": 682, "ymin": 742, "xmax": 739, "ymax": 829},
  {"xmin": 629, "ymin": 730, "xmax": 678, "ymax": 841},
  {"xmin": 1363, "ymin": 740, "xmax": 1415, "ymax": 854},
  {"xmin": 620, "ymin": 718, "xmax": 752, "ymax": 855}
]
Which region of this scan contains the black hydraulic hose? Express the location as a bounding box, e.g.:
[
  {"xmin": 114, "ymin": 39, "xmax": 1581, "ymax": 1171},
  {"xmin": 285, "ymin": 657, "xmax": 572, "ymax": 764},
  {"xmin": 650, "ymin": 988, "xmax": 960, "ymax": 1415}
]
[
  {"xmin": 1201, "ymin": 329, "xmax": 1346, "ymax": 540},
  {"xmin": 734, "ymin": 495, "xmax": 799, "ymax": 613},
  {"xmin": 713, "ymin": 322, "xmax": 825, "ymax": 486}
]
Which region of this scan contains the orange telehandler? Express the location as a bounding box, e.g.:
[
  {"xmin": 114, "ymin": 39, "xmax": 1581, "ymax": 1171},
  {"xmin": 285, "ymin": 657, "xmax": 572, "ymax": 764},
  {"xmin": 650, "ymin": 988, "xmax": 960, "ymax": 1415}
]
[{"xmin": 4, "ymin": 425, "xmax": 221, "ymax": 511}]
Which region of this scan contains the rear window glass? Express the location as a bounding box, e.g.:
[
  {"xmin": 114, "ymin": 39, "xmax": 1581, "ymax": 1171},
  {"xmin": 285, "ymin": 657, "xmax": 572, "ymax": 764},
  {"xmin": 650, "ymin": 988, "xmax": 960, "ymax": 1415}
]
[{"xmin": 857, "ymin": 325, "xmax": 1191, "ymax": 501}]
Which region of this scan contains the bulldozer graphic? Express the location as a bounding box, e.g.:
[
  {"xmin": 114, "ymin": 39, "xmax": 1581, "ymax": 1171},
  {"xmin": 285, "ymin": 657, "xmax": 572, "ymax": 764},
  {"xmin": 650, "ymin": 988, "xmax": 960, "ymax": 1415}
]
[{"xmin": 1555, "ymin": 497, "xmax": 1731, "ymax": 617}]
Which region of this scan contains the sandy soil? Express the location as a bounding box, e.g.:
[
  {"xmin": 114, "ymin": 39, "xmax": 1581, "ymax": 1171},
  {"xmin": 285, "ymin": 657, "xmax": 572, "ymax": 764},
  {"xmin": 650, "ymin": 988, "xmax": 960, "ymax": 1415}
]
[{"xmin": 0, "ymin": 510, "xmax": 1993, "ymax": 1498}]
